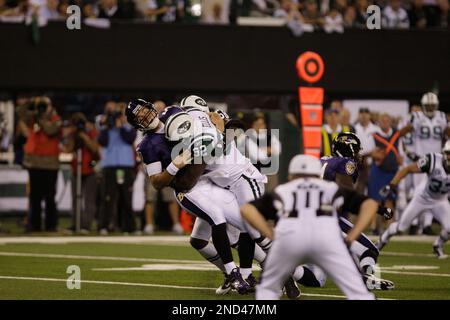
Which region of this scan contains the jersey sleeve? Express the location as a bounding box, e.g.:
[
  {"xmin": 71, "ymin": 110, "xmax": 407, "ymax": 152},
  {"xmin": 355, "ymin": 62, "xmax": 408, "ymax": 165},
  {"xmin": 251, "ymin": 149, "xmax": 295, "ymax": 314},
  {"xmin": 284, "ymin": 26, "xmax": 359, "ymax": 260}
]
[
  {"xmin": 333, "ymin": 187, "xmax": 369, "ymax": 215},
  {"xmin": 409, "ymin": 112, "xmax": 421, "ymax": 132},
  {"xmin": 249, "ymin": 192, "xmax": 282, "ymax": 220},
  {"xmin": 417, "ymin": 153, "xmax": 433, "ymax": 174}
]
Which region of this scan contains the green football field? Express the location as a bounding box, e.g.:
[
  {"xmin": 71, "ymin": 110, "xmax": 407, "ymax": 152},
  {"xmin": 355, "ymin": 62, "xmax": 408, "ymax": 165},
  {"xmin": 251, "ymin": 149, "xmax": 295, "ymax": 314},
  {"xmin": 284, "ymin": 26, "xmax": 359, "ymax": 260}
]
[{"xmin": 0, "ymin": 236, "xmax": 449, "ymax": 300}]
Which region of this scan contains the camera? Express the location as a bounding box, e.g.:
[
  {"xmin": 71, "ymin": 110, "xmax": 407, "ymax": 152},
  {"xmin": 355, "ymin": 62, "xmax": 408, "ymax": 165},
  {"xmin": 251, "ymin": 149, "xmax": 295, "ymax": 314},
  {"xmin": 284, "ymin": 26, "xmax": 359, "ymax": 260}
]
[
  {"xmin": 74, "ymin": 118, "xmax": 86, "ymax": 132},
  {"xmin": 27, "ymin": 100, "xmax": 48, "ymax": 117},
  {"xmin": 106, "ymin": 111, "xmax": 122, "ymax": 128}
]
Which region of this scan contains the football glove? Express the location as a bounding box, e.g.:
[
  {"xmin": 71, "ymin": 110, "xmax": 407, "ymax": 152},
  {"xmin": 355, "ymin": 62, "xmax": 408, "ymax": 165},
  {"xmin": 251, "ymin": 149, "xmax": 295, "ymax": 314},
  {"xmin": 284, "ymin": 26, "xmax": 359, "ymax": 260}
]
[
  {"xmin": 379, "ymin": 184, "xmax": 397, "ymax": 199},
  {"xmin": 377, "ymin": 206, "xmax": 394, "ymax": 220}
]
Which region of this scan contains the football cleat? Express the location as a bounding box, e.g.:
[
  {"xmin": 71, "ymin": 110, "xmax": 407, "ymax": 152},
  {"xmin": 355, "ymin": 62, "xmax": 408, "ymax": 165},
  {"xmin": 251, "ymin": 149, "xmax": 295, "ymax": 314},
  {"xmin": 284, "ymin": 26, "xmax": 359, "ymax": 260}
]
[
  {"xmin": 363, "ymin": 273, "xmax": 395, "ymax": 290},
  {"xmin": 283, "ymin": 276, "xmax": 301, "ymax": 300},
  {"xmin": 245, "ymin": 274, "xmax": 258, "ymax": 293},
  {"xmin": 433, "ymin": 245, "xmax": 448, "ymax": 259},
  {"xmin": 228, "ymin": 268, "xmax": 251, "ymax": 294},
  {"xmin": 376, "ymin": 237, "xmax": 387, "ymax": 251},
  {"xmin": 215, "ymin": 273, "xmax": 232, "ymax": 295}
]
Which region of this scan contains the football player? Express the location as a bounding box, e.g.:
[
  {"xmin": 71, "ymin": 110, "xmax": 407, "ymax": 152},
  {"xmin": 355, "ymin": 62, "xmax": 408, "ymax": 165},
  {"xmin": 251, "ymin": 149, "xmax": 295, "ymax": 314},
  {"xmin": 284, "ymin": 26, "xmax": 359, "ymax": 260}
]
[
  {"xmin": 320, "ymin": 132, "xmax": 395, "ymax": 290},
  {"xmin": 377, "ymin": 140, "xmax": 450, "ymax": 259}
]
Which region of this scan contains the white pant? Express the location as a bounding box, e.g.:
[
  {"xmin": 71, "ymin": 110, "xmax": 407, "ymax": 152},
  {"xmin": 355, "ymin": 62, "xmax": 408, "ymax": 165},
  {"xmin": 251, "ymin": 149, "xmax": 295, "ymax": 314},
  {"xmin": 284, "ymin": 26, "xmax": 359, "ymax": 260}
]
[
  {"xmin": 413, "ymin": 173, "xmax": 434, "ymax": 227},
  {"xmin": 191, "ymin": 218, "xmax": 241, "ymax": 245},
  {"xmin": 256, "ymin": 217, "xmax": 374, "ymax": 300},
  {"xmin": 397, "ymin": 195, "xmax": 450, "ymax": 233},
  {"xmin": 177, "ymin": 178, "xmax": 262, "ymax": 239}
]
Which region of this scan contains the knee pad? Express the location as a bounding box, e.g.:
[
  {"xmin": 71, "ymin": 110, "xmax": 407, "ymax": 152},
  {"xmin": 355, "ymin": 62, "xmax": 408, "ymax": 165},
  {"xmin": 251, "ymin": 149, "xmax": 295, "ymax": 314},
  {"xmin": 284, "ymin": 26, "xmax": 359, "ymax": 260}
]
[{"xmin": 190, "ymin": 237, "xmax": 209, "ymax": 250}]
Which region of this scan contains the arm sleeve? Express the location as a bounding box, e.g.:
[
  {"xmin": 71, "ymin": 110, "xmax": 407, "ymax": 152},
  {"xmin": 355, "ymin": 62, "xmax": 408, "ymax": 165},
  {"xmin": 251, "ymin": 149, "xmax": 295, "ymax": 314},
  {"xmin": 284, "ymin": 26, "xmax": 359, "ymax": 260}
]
[
  {"xmin": 333, "ymin": 187, "xmax": 369, "ymax": 215},
  {"xmin": 249, "ymin": 192, "xmax": 281, "ymax": 220},
  {"xmin": 417, "ymin": 154, "xmax": 432, "ymax": 174}
]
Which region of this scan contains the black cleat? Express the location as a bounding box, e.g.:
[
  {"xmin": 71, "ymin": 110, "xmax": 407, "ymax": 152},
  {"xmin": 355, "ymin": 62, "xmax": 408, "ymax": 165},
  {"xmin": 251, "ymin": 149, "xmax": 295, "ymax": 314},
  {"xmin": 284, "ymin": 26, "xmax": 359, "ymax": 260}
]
[
  {"xmin": 408, "ymin": 225, "xmax": 419, "ymax": 235},
  {"xmin": 283, "ymin": 276, "xmax": 301, "ymax": 300},
  {"xmin": 245, "ymin": 274, "xmax": 258, "ymax": 293},
  {"xmin": 228, "ymin": 268, "xmax": 251, "ymax": 294}
]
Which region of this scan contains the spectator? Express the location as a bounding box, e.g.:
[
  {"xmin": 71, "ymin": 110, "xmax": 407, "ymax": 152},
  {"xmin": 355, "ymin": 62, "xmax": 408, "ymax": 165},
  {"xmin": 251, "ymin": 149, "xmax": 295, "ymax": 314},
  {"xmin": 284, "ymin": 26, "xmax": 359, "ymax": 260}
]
[
  {"xmin": 408, "ymin": 0, "xmax": 428, "ymax": 28},
  {"xmin": 343, "ymin": 4, "xmax": 356, "ymax": 27},
  {"xmin": 98, "ymin": 101, "xmax": 137, "ymax": 234},
  {"xmin": 0, "ymin": 111, "xmax": 10, "ymax": 155},
  {"xmin": 204, "ymin": 1, "xmax": 229, "ymax": 24},
  {"xmin": 355, "ymin": 0, "xmax": 369, "ymax": 27},
  {"xmin": 354, "ymin": 107, "xmax": 379, "ymax": 194},
  {"xmin": 13, "ymin": 96, "xmax": 29, "ymax": 165},
  {"xmin": 63, "ymin": 113, "xmax": 100, "ymax": 234},
  {"xmin": 83, "ymin": 3, "xmax": 99, "ymax": 18},
  {"xmin": 42, "ymin": 0, "xmax": 61, "ymax": 20},
  {"xmin": 382, "ymin": 0, "xmax": 410, "ymax": 29},
  {"xmin": 330, "ymin": 99, "xmax": 344, "ymax": 113},
  {"xmin": 246, "ymin": 113, "xmax": 281, "ymax": 191},
  {"xmin": 339, "ymin": 107, "xmax": 355, "ymax": 132},
  {"xmin": 333, "ymin": 0, "xmax": 348, "ymax": 14},
  {"xmin": 145, "ymin": 0, "xmax": 185, "ymax": 22},
  {"xmin": 324, "ymin": 6, "xmax": 344, "ymax": 33},
  {"xmin": 302, "ymin": 0, "xmax": 325, "ymax": 30},
  {"xmin": 368, "ymin": 113, "xmax": 403, "ymax": 207},
  {"xmin": 437, "ymin": 0, "xmax": 449, "ymax": 27},
  {"xmin": 98, "ymin": 0, "xmax": 128, "ymax": 19},
  {"xmin": 19, "ymin": 96, "xmax": 61, "ymax": 232},
  {"xmin": 321, "ymin": 108, "xmax": 352, "ymax": 157}
]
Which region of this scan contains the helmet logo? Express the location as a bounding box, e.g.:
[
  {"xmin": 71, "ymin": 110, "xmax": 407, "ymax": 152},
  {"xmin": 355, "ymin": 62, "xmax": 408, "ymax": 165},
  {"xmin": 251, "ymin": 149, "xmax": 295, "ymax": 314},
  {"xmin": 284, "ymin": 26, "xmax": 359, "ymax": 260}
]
[
  {"xmin": 195, "ymin": 98, "xmax": 207, "ymax": 106},
  {"xmin": 177, "ymin": 120, "xmax": 191, "ymax": 134}
]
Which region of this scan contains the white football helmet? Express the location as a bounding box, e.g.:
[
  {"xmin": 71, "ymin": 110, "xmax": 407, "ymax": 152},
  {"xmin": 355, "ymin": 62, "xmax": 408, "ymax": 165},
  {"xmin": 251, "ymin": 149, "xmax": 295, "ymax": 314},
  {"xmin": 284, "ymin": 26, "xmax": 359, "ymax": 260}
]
[
  {"xmin": 420, "ymin": 92, "xmax": 439, "ymax": 118},
  {"xmin": 164, "ymin": 112, "xmax": 195, "ymax": 142},
  {"xmin": 180, "ymin": 95, "xmax": 210, "ymax": 113},
  {"xmin": 289, "ymin": 154, "xmax": 322, "ymax": 176},
  {"xmin": 443, "ymin": 140, "xmax": 450, "ymax": 171}
]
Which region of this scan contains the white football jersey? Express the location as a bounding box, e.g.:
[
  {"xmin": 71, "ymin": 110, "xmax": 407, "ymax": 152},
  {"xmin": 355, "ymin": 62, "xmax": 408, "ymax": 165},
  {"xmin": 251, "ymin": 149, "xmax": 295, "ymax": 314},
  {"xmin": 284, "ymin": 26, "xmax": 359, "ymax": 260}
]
[
  {"xmin": 410, "ymin": 111, "xmax": 448, "ymax": 155},
  {"xmin": 186, "ymin": 108, "xmax": 266, "ymax": 187},
  {"xmin": 417, "ymin": 153, "xmax": 450, "ymax": 200}
]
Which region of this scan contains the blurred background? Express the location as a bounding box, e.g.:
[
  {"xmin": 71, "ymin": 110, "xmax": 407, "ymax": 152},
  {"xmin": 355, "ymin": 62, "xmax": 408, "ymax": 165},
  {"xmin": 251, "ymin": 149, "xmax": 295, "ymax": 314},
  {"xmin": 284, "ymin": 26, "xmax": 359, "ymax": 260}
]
[{"xmin": 0, "ymin": 0, "xmax": 449, "ymax": 237}]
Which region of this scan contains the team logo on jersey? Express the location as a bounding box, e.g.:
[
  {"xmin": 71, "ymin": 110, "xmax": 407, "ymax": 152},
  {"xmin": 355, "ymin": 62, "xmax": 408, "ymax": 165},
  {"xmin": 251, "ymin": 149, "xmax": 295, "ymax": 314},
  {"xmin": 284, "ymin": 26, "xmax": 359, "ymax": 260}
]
[
  {"xmin": 345, "ymin": 161, "xmax": 356, "ymax": 175},
  {"xmin": 195, "ymin": 98, "xmax": 207, "ymax": 106},
  {"xmin": 177, "ymin": 121, "xmax": 191, "ymax": 134},
  {"xmin": 177, "ymin": 192, "xmax": 184, "ymax": 202}
]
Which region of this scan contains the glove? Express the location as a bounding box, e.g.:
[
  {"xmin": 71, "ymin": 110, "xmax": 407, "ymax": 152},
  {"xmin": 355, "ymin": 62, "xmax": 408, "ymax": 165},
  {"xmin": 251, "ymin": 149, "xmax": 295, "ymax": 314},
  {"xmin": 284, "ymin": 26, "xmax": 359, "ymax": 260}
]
[
  {"xmin": 406, "ymin": 151, "xmax": 420, "ymax": 162},
  {"xmin": 379, "ymin": 184, "xmax": 397, "ymax": 199},
  {"xmin": 377, "ymin": 206, "xmax": 394, "ymax": 220}
]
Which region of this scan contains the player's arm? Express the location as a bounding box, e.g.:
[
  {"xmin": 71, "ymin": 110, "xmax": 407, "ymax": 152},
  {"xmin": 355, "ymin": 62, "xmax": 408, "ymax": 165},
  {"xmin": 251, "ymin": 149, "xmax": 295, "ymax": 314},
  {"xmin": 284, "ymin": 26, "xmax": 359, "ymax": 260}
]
[
  {"xmin": 240, "ymin": 193, "xmax": 281, "ymax": 240},
  {"xmin": 397, "ymin": 123, "xmax": 413, "ymax": 137},
  {"xmin": 208, "ymin": 112, "xmax": 225, "ymax": 133},
  {"xmin": 149, "ymin": 149, "xmax": 191, "ymax": 190},
  {"xmin": 390, "ymin": 163, "xmax": 422, "ymax": 186},
  {"xmin": 334, "ymin": 188, "xmax": 380, "ymax": 244}
]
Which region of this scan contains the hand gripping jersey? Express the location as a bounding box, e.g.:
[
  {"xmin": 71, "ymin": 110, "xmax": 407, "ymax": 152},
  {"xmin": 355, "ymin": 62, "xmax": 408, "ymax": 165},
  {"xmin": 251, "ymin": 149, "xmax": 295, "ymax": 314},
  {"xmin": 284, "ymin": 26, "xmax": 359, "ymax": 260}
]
[
  {"xmin": 320, "ymin": 156, "xmax": 359, "ymax": 183},
  {"xmin": 416, "ymin": 153, "xmax": 450, "ymax": 201},
  {"xmin": 410, "ymin": 111, "xmax": 448, "ymax": 155}
]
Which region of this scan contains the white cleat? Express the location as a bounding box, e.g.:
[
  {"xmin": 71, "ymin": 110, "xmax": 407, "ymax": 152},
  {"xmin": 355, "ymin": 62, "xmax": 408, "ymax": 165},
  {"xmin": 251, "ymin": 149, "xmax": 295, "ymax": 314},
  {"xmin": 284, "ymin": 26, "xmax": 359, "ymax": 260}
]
[
  {"xmin": 433, "ymin": 245, "xmax": 448, "ymax": 259},
  {"xmin": 215, "ymin": 273, "xmax": 232, "ymax": 295}
]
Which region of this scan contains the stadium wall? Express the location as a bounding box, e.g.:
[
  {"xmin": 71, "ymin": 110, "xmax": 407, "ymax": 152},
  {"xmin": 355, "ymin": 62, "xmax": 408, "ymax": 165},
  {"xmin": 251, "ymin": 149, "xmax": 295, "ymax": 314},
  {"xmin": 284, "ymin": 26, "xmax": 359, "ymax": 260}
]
[{"xmin": 1, "ymin": 22, "xmax": 449, "ymax": 99}]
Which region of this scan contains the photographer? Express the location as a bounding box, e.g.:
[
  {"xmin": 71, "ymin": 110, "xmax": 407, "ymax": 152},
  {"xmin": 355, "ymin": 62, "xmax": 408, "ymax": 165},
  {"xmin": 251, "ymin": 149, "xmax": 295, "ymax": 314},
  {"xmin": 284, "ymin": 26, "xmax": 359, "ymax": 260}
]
[
  {"xmin": 98, "ymin": 101, "xmax": 137, "ymax": 234},
  {"xmin": 19, "ymin": 96, "xmax": 61, "ymax": 232},
  {"xmin": 63, "ymin": 113, "xmax": 99, "ymax": 234}
]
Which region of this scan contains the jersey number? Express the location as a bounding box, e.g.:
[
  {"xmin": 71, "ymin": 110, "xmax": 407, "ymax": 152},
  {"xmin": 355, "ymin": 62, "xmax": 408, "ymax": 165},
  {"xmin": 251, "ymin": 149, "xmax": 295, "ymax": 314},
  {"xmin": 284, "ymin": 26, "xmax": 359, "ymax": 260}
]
[
  {"xmin": 419, "ymin": 126, "xmax": 442, "ymax": 140},
  {"xmin": 290, "ymin": 189, "xmax": 324, "ymax": 217},
  {"xmin": 428, "ymin": 178, "xmax": 450, "ymax": 194}
]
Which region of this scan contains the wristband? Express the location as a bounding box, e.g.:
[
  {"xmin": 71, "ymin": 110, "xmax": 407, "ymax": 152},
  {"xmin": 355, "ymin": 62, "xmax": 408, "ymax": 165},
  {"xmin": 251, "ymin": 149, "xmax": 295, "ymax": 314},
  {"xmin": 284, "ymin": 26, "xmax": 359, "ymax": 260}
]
[{"xmin": 166, "ymin": 162, "xmax": 179, "ymax": 176}]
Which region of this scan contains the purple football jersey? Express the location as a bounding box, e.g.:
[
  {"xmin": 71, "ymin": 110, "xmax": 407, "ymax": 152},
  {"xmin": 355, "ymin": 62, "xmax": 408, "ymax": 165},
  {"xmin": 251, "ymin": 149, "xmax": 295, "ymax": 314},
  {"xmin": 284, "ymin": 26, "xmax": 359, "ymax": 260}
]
[{"xmin": 320, "ymin": 156, "xmax": 359, "ymax": 183}]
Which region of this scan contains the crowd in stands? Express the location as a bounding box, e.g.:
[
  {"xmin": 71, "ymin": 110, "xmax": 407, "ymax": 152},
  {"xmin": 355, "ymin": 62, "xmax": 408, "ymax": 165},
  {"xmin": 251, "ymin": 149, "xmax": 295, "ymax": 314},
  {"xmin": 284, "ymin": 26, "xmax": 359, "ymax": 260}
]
[{"xmin": 0, "ymin": 0, "xmax": 448, "ymax": 29}]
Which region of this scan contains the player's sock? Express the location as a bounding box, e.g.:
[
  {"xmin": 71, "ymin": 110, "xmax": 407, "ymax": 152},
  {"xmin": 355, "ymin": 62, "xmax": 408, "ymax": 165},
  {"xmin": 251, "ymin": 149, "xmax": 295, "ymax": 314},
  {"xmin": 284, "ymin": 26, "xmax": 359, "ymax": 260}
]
[
  {"xmin": 223, "ymin": 262, "xmax": 238, "ymax": 275},
  {"xmin": 211, "ymin": 223, "xmax": 234, "ymax": 273},
  {"xmin": 433, "ymin": 230, "xmax": 449, "ymax": 248},
  {"xmin": 255, "ymin": 236, "xmax": 272, "ymax": 253},
  {"xmin": 240, "ymin": 268, "xmax": 252, "ymax": 279},
  {"xmin": 380, "ymin": 221, "xmax": 398, "ymax": 245},
  {"xmin": 190, "ymin": 237, "xmax": 225, "ymax": 272},
  {"xmin": 237, "ymin": 233, "xmax": 255, "ymax": 271},
  {"xmin": 292, "ymin": 265, "xmax": 304, "ymax": 282},
  {"xmin": 360, "ymin": 249, "xmax": 378, "ymax": 274},
  {"xmin": 295, "ymin": 266, "xmax": 322, "ymax": 287},
  {"xmin": 199, "ymin": 244, "xmax": 225, "ymax": 272},
  {"xmin": 253, "ymin": 244, "xmax": 266, "ymax": 265}
]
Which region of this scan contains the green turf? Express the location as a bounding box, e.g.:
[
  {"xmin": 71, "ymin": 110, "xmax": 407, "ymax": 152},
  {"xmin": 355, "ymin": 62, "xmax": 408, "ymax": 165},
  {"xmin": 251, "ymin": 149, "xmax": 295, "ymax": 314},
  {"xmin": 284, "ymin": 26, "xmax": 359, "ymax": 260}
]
[{"xmin": 0, "ymin": 241, "xmax": 449, "ymax": 300}]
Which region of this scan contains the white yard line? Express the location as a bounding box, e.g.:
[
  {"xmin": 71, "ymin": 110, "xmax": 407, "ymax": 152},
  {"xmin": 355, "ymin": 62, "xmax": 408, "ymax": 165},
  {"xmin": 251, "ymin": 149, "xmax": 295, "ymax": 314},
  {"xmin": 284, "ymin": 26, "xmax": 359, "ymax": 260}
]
[
  {"xmin": 0, "ymin": 251, "xmax": 207, "ymax": 264},
  {"xmin": 0, "ymin": 235, "xmax": 440, "ymax": 245},
  {"xmin": 0, "ymin": 275, "xmax": 394, "ymax": 300},
  {"xmin": 381, "ymin": 270, "xmax": 450, "ymax": 278}
]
